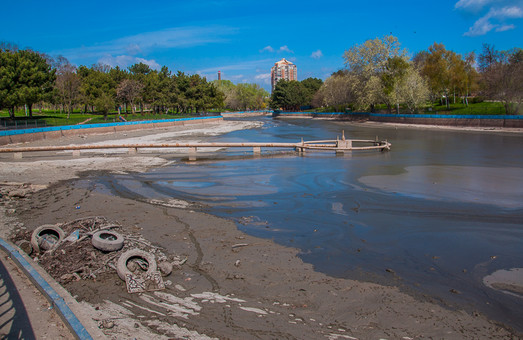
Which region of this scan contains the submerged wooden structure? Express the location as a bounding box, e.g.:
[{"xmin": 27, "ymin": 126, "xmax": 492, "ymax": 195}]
[{"xmin": 0, "ymin": 131, "xmax": 391, "ymax": 159}]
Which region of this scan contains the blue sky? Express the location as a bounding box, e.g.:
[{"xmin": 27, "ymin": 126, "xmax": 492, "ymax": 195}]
[{"xmin": 2, "ymin": 0, "xmax": 522, "ymax": 91}]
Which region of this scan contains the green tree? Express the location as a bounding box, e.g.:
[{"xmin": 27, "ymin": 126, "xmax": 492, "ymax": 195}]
[
  {"xmin": 212, "ymin": 80, "xmax": 267, "ymax": 111},
  {"xmin": 129, "ymin": 62, "xmax": 152, "ymax": 113},
  {"xmin": 315, "ymin": 71, "xmax": 357, "ymax": 110},
  {"xmin": 174, "ymin": 71, "xmax": 189, "ymax": 113},
  {"xmin": 0, "ymin": 49, "xmax": 20, "ymax": 118},
  {"xmin": 342, "ymin": 35, "xmax": 407, "ymax": 112},
  {"xmin": 396, "ymin": 67, "xmax": 430, "ymax": 113},
  {"xmin": 94, "ymin": 92, "xmax": 115, "ymax": 119},
  {"xmin": 343, "ymin": 35, "xmax": 406, "ymax": 76},
  {"xmin": 0, "ymin": 48, "xmax": 55, "ymax": 118},
  {"xmin": 415, "ymin": 43, "xmax": 473, "ymax": 109},
  {"xmin": 18, "ymin": 50, "xmax": 56, "ymax": 116},
  {"xmin": 153, "ymin": 66, "xmax": 172, "ymax": 113},
  {"xmin": 79, "ymin": 64, "xmax": 116, "ymax": 114},
  {"xmin": 300, "ymin": 78, "xmax": 323, "ymax": 106},
  {"xmin": 128, "ymin": 62, "xmax": 152, "ymax": 76},
  {"xmin": 415, "ymin": 43, "xmax": 449, "ymax": 106},
  {"xmin": 462, "ymin": 52, "xmax": 479, "ymax": 106},
  {"xmin": 270, "ymin": 80, "xmax": 306, "ymax": 110},
  {"xmin": 212, "ymin": 79, "xmax": 236, "ymax": 110},
  {"xmin": 236, "ymin": 83, "xmax": 267, "ymax": 110},
  {"xmin": 381, "ymin": 56, "xmax": 410, "ymax": 113}
]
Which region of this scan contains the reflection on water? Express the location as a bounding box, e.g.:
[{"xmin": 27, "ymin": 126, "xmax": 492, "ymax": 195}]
[
  {"xmin": 360, "ymin": 166, "xmax": 523, "ymax": 208},
  {"xmin": 87, "ymin": 117, "xmax": 523, "ymax": 330}
]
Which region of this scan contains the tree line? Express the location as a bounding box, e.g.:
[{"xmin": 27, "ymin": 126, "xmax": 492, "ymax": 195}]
[
  {"xmin": 0, "ymin": 43, "xmax": 270, "ymax": 119},
  {"xmin": 271, "ymin": 36, "xmax": 522, "ymax": 114},
  {"xmin": 2, "ymin": 38, "xmax": 522, "ymax": 118},
  {"xmin": 270, "ymin": 78, "xmax": 323, "ymax": 111},
  {"xmin": 212, "ymin": 80, "xmax": 269, "ymax": 111}
]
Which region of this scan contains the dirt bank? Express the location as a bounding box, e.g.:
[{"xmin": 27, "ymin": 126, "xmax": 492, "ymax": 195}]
[{"xmin": 0, "ymin": 121, "xmax": 519, "ymax": 339}]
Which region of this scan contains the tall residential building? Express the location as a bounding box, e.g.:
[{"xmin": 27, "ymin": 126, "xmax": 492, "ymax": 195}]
[{"xmin": 271, "ymin": 58, "xmax": 297, "ymax": 92}]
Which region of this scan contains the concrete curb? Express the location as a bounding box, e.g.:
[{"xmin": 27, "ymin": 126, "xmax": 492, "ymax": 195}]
[
  {"xmin": 0, "ymin": 116, "xmax": 224, "ymax": 145},
  {"xmin": 0, "ymin": 238, "xmax": 105, "ymax": 339}
]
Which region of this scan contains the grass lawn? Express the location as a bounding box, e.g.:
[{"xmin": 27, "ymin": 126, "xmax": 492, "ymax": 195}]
[
  {"xmin": 0, "ymin": 110, "xmax": 200, "ymax": 128},
  {"xmin": 425, "ymin": 101, "xmax": 506, "ymax": 115},
  {"xmin": 300, "ymin": 101, "xmax": 508, "ymax": 115}
]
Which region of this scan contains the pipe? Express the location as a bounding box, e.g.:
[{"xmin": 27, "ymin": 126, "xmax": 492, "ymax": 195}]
[{"xmin": 0, "ymin": 140, "xmax": 391, "ymax": 153}]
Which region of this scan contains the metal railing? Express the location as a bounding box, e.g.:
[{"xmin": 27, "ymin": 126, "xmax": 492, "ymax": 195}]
[{"xmin": 0, "ymin": 119, "xmax": 47, "ymax": 130}]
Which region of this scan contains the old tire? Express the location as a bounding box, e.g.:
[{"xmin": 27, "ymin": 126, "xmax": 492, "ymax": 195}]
[
  {"xmin": 116, "ymin": 249, "xmax": 157, "ymax": 281},
  {"xmin": 31, "ymin": 225, "xmax": 65, "ymax": 253},
  {"xmin": 91, "ymin": 230, "xmax": 124, "ymax": 252},
  {"xmin": 16, "ymin": 240, "xmax": 33, "ymax": 256}
]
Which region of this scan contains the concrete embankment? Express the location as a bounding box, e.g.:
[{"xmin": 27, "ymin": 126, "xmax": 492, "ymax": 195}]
[
  {"xmin": 221, "ymin": 110, "xmax": 271, "ymax": 117},
  {"xmin": 272, "ymin": 112, "xmax": 523, "ymax": 128},
  {"xmin": 0, "ymin": 116, "xmax": 223, "ymax": 145}
]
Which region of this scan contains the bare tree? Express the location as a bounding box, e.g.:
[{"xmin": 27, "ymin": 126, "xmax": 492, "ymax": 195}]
[
  {"xmin": 54, "ymin": 56, "xmax": 80, "ymax": 118},
  {"xmin": 117, "ymin": 79, "xmax": 144, "ymax": 114},
  {"xmin": 479, "ymin": 46, "xmax": 523, "ymax": 114},
  {"xmin": 318, "ymin": 72, "xmax": 358, "ymax": 110}
]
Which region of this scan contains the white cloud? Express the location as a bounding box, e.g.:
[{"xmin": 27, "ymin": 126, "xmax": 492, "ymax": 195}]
[
  {"xmin": 279, "ymin": 45, "xmax": 293, "ymax": 53},
  {"xmin": 53, "ymin": 25, "xmax": 237, "ymax": 63},
  {"xmin": 491, "ymin": 5, "xmax": 523, "ymax": 18},
  {"xmin": 464, "ymin": 16, "xmax": 496, "ymax": 35},
  {"xmin": 310, "ymin": 50, "xmax": 323, "ymax": 59},
  {"xmin": 229, "ymin": 74, "xmax": 245, "ymax": 80},
  {"xmin": 496, "ymin": 23, "xmax": 516, "ymax": 30},
  {"xmin": 260, "ymin": 45, "xmax": 275, "ymax": 53},
  {"xmin": 455, "ymin": 0, "xmax": 494, "ymax": 10},
  {"xmin": 98, "ymin": 55, "xmax": 161, "ymax": 70},
  {"xmin": 259, "ymin": 45, "xmax": 294, "ymax": 54},
  {"xmin": 255, "ymin": 73, "xmax": 271, "ymax": 84},
  {"xmin": 125, "ymin": 43, "xmax": 142, "ymax": 56},
  {"xmin": 197, "ymin": 58, "xmax": 273, "ymax": 73},
  {"xmin": 462, "ymin": 4, "xmax": 523, "ymax": 36}
]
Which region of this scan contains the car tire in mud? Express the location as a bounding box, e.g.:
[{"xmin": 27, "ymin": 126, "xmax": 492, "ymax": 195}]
[
  {"xmin": 116, "ymin": 249, "xmax": 157, "ymax": 281},
  {"xmin": 30, "ymin": 225, "xmax": 66, "ymax": 253},
  {"xmin": 91, "ymin": 230, "xmax": 125, "ymax": 252},
  {"xmin": 16, "ymin": 240, "xmax": 33, "ymax": 255}
]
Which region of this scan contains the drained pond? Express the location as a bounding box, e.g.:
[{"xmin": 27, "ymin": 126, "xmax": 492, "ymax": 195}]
[{"xmin": 84, "ymin": 117, "xmax": 523, "ymax": 330}]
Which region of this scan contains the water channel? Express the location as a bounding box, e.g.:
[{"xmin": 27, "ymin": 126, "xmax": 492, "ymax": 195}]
[{"xmin": 87, "ymin": 117, "xmax": 523, "ymax": 330}]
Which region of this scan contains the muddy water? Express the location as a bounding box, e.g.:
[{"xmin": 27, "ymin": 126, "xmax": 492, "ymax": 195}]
[{"xmin": 90, "ymin": 117, "xmax": 523, "ymax": 330}]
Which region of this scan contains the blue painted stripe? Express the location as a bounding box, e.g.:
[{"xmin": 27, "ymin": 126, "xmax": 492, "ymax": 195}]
[
  {"xmin": 0, "ymin": 238, "xmax": 93, "ymax": 340},
  {"xmin": 367, "ymin": 113, "xmax": 523, "ymax": 119},
  {"xmin": 274, "ymin": 112, "xmax": 347, "ymax": 115},
  {"xmin": 222, "ymin": 111, "xmax": 270, "ymax": 114},
  {"xmin": 0, "ymin": 116, "xmax": 222, "ymax": 137},
  {"xmin": 273, "ymin": 112, "xmax": 523, "ymax": 119}
]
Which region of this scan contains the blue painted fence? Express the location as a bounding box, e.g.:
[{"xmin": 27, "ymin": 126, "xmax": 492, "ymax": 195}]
[{"xmin": 0, "ymin": 116, "xmax": 222, "ymax": 137}]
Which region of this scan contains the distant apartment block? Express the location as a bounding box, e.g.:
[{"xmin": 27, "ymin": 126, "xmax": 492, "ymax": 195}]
[{"xmin": 271, "ymin": 58, "xmax": 297, "ymax": 92}]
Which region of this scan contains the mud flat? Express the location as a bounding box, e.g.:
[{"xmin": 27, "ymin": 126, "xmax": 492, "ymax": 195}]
[{"xmin": 0, "ymin": 121, "xmax": 519, "ymax": 339}]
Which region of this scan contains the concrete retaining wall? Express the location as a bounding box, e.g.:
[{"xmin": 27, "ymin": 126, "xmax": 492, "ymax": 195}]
[
  {"xmin": 0, "ymin": 116, "xmax": 223, "ymax": 145},
  {"xmin": 222, "ymin": 110, "xmax": 271, "ymax": 117},
  {"xmin": 272, "ymin": 112, "xmax": 523, "ymax": 128}
]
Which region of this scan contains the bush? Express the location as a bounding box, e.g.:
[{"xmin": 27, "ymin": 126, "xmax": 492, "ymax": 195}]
[{"xmin": 470, "ymin": 96, "xmax": 484, "ymax": 104}]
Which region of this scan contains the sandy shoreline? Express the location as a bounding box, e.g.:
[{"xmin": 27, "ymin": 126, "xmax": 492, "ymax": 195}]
[
  {"xmin": 334, "ymin": 120, "xmax": 523, "ymax": 134},
  {"xmin": 0, "ymin": 120, "xmax": 520, "ymax": 339}
]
